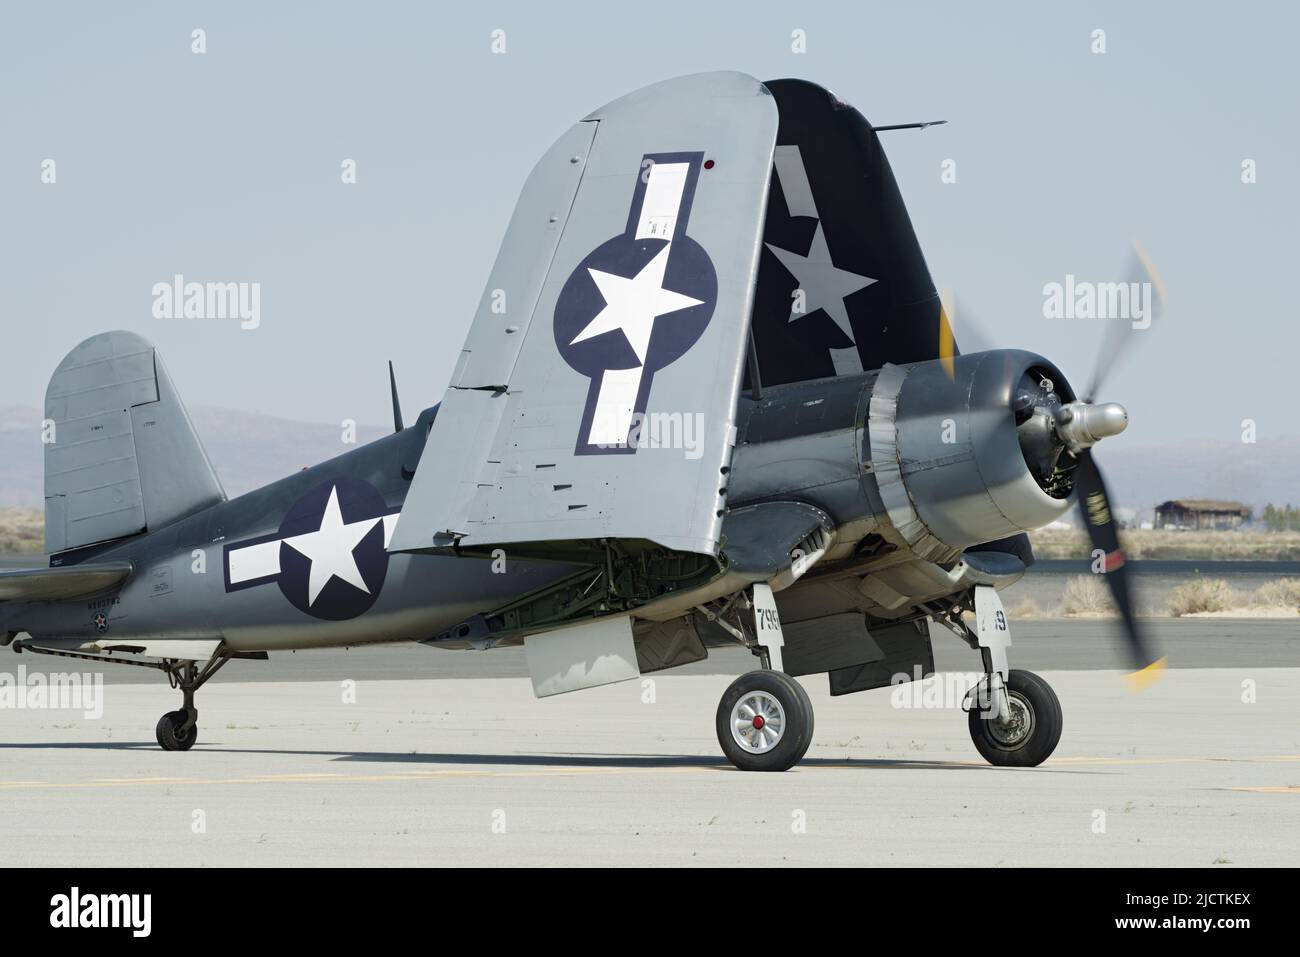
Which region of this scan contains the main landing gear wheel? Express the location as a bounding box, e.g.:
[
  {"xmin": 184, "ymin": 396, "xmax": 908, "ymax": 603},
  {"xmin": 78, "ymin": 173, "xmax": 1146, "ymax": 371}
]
[
  {"xmin": 968, "ymin": 669, "xmax": 1062, "ymax": 767},
  {"xmin": 716, "ymin": 670, "xmax": 814, "ymax": 772},
  {"xmin": 156, "ymin": 710, "xmax": 198, "ymax": 752}
]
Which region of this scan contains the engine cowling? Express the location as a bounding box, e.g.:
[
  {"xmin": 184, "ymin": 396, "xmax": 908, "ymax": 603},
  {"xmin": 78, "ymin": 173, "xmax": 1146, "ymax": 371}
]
[{"xmin": 866, "ymin": 350, "xmax": 1077, "ymax": 552}]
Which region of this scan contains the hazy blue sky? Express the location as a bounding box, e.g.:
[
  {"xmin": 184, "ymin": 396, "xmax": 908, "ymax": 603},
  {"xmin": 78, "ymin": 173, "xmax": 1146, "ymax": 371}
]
[{"xmin": 2, "ymin": 1, "xmax": 1296, "ymax": 449}]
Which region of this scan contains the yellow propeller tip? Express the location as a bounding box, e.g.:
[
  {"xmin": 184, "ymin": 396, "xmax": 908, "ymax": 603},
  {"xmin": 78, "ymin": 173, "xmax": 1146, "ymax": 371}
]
[
  {"xmin": 1132, "ymin": 240, "xmax": 1167, "ymax": 303},
  {"xmin": 938, "ymin": 297, "xmax": 956, "ymax": 380},
  {"xmin": 1125, "ymin": 657, "xmax": 1167, "ymax": 691}
]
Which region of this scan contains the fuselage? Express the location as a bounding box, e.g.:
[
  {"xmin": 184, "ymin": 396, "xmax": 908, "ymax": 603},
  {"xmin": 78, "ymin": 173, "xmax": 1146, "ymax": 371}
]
[
  {"xmin": 6, "ymin": 349, "xmax": 1076, "ymax": 653},
  {"xmin": 7, "ymin": 406, "xmax": 576, "ymax": 651}
]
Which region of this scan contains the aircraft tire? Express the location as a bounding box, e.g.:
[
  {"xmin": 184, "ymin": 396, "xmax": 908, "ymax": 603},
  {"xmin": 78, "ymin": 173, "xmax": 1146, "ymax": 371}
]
[
  {"xmin": 156, "ymin": 710, "xmax": 198, "ymax": 752},
  {"xmin": 716, "ymin": 670, "xmax": 814, "ymax": 771},
  {"xmin": 968, "ymin": 669, "xmax": 1061, "ymax": 767}
]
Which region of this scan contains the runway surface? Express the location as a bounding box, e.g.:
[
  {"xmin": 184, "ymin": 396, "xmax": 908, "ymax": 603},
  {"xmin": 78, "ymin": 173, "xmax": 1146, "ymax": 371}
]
[
  {"xmin": 2, "ymin": 622, "xmax": 1298, "ymax": 866},
  {"xmin": 6, "ymin": 618, "xmax": 1299, "ymax": 685}
]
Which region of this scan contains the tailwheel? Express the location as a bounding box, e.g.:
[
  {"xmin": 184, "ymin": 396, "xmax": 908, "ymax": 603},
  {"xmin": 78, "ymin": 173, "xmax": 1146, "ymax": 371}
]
[
  {"xmin": 716, "ymin": 670, "xmax": 814, "ymax": 772},
  {"xmin": 156, "ymin": 709, "xmax": 198, "ymax": 752},
  {"xmin": 968, "ymin": 669, "xmax": 1062, "ymax": 767}
]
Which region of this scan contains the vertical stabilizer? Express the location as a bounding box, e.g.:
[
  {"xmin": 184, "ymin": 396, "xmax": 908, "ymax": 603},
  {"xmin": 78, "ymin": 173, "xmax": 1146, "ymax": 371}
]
[{"xmin": 44, "ymin": 330, "xmax": 225, "ymax": 553}]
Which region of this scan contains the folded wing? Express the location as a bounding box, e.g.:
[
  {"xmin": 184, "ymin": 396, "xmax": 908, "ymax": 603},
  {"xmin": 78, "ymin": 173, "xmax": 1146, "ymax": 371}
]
[{"xmin": 391, "ymin": 72, "xmax": 779, "ymax": 558}]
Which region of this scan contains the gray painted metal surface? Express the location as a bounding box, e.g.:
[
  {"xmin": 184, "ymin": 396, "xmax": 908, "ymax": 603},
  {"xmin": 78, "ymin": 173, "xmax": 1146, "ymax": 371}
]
[
  {"xmin": 391, "ymin": 71, "xmax": 779, "ymax": 556},
  {"xmin": 44, "ymin": 331, "xmax": 224, "ymax": 552},
  {"xmin": 0, "ymin": 562, "xmax": 132, "ymax": 601},
  {"xmin": 889, "ymin": 350, "xmax": 1073, "ymax": 547}
]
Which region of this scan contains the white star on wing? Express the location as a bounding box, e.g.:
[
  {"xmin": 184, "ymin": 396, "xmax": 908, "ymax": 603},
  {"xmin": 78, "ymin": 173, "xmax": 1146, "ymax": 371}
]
[
  {"xmin": 570, "ymin": 245, "xmax": 703, "ymax": 365},
  {"xmin": 766, "ymin": 222, "xmax": 876, "ymax": 341},
  {"xmin": 282, "ymin": 486, "xmax": 381, "ymax": 606}
]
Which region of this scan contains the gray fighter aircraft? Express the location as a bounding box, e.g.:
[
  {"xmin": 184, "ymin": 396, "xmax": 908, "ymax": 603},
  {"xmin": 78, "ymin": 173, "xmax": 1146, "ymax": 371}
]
[{"xmin": 1, "ymin": 73, "xmax": 1163, "ymax": 771}]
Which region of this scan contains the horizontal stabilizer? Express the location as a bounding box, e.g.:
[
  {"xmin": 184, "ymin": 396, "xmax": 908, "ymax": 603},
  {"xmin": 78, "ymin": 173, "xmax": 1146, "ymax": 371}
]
[{"xmin": 0, "ymin": 561, "xmax": 132, "ymax": 602}]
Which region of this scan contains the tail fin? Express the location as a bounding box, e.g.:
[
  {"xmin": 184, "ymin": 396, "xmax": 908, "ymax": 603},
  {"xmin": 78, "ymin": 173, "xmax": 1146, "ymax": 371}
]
[
  {"xmin": 44, "ymin": 330, "xmax": 225, "ymax": 554},
  {"xmin": 750, "ymin": 78, "xmax": 946, "ymax": 386}
]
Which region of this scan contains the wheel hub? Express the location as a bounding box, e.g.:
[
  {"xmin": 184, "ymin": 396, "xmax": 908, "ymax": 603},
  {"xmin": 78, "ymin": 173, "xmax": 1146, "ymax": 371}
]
[
  {"xmin": 731, "ymin": 691, "xmax": 785, "ymax": 754},
  {"xmin": 988, "ymin": 692, "xmax": 1035, "ymax": 747}
]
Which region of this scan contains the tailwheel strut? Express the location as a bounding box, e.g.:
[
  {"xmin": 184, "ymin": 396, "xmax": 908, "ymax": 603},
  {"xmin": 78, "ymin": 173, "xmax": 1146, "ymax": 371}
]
[
  {"xmin": 11, "ymin": 640, "xmax": 266, "ymax": 752},
  {"xmin": 156, "ymin": 656, "xmax": 232, "ymax": 752}
]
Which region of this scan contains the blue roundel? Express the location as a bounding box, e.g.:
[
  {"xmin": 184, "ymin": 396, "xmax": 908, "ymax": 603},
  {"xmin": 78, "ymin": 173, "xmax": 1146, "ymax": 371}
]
[
  {"xmin": 274, "ymin": 477, "xmax": 391, "ymax": 621},
  {"xmin": 553, "ymin": 235, "xmax": 717, "ymax": 378},
  {"xmin": 549, "ymin": 150, "xmax": 717, "ymax": 455}
]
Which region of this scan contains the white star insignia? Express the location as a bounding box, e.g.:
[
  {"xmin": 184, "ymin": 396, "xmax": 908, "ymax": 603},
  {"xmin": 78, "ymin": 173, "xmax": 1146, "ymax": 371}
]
[
  {"xmin": 281, "ymin": 486, "xmax": 381, "ymax": 606},
  {"xmin": 766, "ymin": 222, "xmax": 876, "ymax": 342},
  {"xmin": 570, "ymin": 245, "xmax": 703, "ymax": 365}
]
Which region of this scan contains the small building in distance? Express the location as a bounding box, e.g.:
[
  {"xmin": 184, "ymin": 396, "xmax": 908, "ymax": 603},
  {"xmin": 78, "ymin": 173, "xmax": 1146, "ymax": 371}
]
[{"xmin": 1154, "ymin": 499, "xmax": 1251, "ymax": 530}]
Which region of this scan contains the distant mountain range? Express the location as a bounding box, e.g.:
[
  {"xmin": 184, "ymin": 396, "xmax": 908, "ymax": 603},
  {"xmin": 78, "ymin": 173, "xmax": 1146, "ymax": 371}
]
[{"xmin": 2, "ymin": 404, "xmax": 1297, "ymax": 519}]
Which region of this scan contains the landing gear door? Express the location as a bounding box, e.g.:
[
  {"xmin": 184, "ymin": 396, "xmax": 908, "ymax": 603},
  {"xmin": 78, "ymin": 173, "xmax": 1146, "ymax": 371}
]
[
  {"xmin": 751, "ymin": 582, "xmax": 785, "ymax": 673},
  {"xmin": 973, "ymin": 584, "xmax": 1011, "ymax": 680}
]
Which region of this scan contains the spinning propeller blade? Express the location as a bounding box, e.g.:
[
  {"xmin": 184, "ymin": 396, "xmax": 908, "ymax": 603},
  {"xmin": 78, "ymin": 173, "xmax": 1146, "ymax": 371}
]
[
  {"xmin": 1083, "ymin": 240, "xmax": 1166, "ymax": 403},
  {"xmin": 945, "ymin": 243, "xmax": 1167, "ymax": 684},
  {"xmin": 1073, "ymin": 447, "xmax": 1165, "ymax": 686}
]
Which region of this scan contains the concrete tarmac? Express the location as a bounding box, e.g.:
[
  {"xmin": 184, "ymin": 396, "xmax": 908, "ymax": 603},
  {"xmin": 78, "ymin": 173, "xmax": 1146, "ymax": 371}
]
[
  {"xmin": 1, "ymin": 656, "xmax": 1297, "ymax": 866},
  {"xmin": 7, "ymin": 618, "xmax": 1298, "ymax": 685}
]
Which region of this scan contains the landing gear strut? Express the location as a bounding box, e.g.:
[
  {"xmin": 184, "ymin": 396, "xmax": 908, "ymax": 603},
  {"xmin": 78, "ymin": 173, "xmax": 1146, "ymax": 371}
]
[
  {"xmin": 155, "ymin": 656, "xmax": 232, "ymax": 752},
  {"xmin": 942, "ymin": 584, "xmax": 1063, "ymax": 767},
  {"xmin": 11, "ymin": 640, "xmax": 258, "ymax": 753},
  {"xmin": 699, "ymin": 583, "xmax": 815, "ymax": 772}
]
